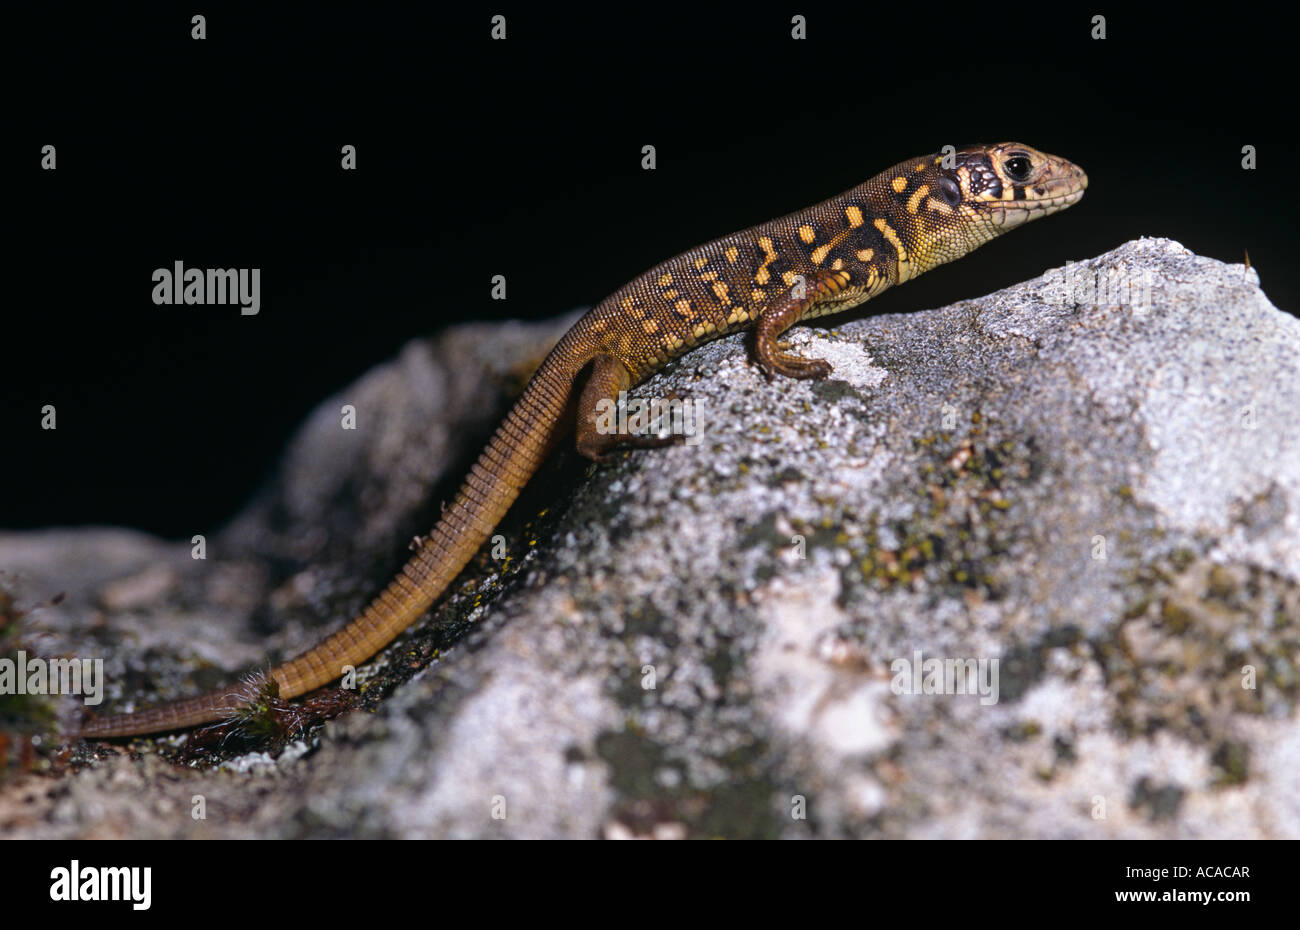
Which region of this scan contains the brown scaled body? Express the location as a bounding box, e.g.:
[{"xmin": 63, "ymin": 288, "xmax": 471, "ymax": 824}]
[{"xmin": 79, "ymin": 143, "xmax": 1086, "ymax": 738}]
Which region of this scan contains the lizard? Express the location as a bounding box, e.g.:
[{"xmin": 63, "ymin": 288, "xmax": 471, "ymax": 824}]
[{"xmin": 77, "ymin": 142, "xmax": 1087, "ymax": 739}]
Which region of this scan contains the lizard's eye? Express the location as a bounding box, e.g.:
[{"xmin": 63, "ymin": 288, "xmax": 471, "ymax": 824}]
[
  {"xmin": 936, "ymin": 175, "xmax": 962, "ymax": 205},
  {"xmin": 1004, "ymin": 156, "xmax": 1032, "ymax": 181}
]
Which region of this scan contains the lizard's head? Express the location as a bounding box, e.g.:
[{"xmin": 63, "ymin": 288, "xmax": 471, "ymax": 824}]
[
  {"xmin": 934, "ymin": 142, "xmax": 1087, "ymax": 237},
  {"xmin": 892, "ymin": 143, "xmax": 1087, "ymax": 272}
]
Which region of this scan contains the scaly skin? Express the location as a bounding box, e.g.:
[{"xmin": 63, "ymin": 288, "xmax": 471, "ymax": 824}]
[{"xmin": 79, "ymin": 143, "xmax": 1086, "ymax": 738}]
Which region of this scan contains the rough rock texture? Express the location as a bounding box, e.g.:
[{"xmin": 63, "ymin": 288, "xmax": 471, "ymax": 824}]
[{"xmin": 2, "ymin": 238, "xmax": 1297, "ymax": 838}]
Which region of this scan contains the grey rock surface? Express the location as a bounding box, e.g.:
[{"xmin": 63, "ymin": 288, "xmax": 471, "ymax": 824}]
[{"xmin": 2, "ymin": 237, "xmax": 1297, "ymax": 838}]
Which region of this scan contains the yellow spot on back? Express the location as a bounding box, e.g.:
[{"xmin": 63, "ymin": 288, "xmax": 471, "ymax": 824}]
[
  {"xmin": 915, "ymin": 162, "xmax": 928, "ymax": 172},
  {"xmin": 856, "ymin": 248, "xmax": 874, "ymax": 262},
  {"xmin": 831, "ymin": 258, "xmax": 844, "ymax": 270},
  {"xmin": 700, "ymin": 270, "xmax": 718, "ymax": 282},
  {"xmin": 891, "ymin": 176, "xmax": 907, "ymax": 193},
  {"xmin": 755, "ymin": 236, "xmax": 778, "ymax": 287},
  {"xmin": 907, "ymin": 184, "xmax": 929, "ymax": 215},
  {"xmin": 751, "ymin": 288, "xmax": 766, "ymax": 302},
  {"xmin": 845, "ymin": 206, "xmax": 864, "ymax": 228},
  {"xmin": 694, "ymin": 256, "xmax": 708, "ymax": 270},
  {"xmin": 658, "ymin": 272, "xmax": 673, "ymax": 286},
  {"xmin": 810, "ymin": 243, "xmax": 833, "ymax": 265},
  {"xmin": 712, "ymin": 281, "xmax": 731, "ymax": 304},
  {"xmin": 798, "ymin": 224, "xmax": 816, "ymax": 244},
  {"xmin": 621, "ymin": 297, "xmax": 635, "ymax": 310},
  {"xmin": 725, "ymin": 246, "xmax": 739, "ymax": 264},
  {"xmin": 674, "ymin": 298, "xmax": 693, "ymax": 317},
  {"xmin": 664, "ymin": 288, "xmax": 679, "ymax": 300},
  {"xmin": 781, "ymin": 270, "xmax": 799, "ymax": 286},
  {"xmin": 642, "ymin": 319, "xmax": 658, "ymax": 334}
]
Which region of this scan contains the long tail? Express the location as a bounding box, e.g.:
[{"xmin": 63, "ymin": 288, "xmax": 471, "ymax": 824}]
[{"xmin": 79, "ymin": 349, "xmax": 578, "ymax": 738}]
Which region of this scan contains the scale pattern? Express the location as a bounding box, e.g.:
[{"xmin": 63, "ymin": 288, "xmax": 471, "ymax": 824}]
[{"xmin": 80, "ymin": 143, "xmax": 1086, "ymax": 738}]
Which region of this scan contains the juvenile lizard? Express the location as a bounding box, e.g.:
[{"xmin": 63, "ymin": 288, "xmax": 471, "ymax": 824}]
[{"xmin": 79, "ymin": 143, "xmax": 1087, "ymax": 738}]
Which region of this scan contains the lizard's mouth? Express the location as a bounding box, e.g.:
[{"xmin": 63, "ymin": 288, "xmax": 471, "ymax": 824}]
[
  {"xmin": 1033, "ymin": 186, "xmax": 1087, "ymax": 209},
  {"xmin": 1035, "ymin": 161, "xmax": 1089, "ymax": 201},
  {"xmin": 983, "ymin": 177, "xmax": 1087, "ymax": 228},
  {"xmin": 1006, "ymin": 164, "xmax": 1088, "ymax": 217}
]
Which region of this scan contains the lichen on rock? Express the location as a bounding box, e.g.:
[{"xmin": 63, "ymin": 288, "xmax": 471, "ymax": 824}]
[{"xmin": 2, "ymin": 238, "xmax": 1297, "ymax": 838}]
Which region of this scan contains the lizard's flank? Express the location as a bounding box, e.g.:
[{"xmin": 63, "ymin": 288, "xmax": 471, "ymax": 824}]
[{"xmin": 78, "ymin": 143, "xmax": 1086, "ymax": 738}]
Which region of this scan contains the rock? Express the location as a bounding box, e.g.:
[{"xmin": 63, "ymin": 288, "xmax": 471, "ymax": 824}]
[{"xmin": 2, "ymin": 238, "xmax": 1297, "ymax": 838}]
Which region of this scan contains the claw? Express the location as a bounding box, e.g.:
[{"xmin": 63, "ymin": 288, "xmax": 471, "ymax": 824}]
[{"xmin": 758, "ymin": 352, "xmax": 833, "ymax": 381}]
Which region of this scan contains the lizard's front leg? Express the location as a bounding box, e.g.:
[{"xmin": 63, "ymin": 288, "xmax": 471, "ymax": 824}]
[{"xmin": 753, "ymin": 269, "xmax": 857, "ymax": 380}]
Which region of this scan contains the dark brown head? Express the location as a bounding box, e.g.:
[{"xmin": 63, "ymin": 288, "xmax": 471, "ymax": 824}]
[{"xmin": 887, "ymin": 143, "xmax": 1088, "ymax": 273}]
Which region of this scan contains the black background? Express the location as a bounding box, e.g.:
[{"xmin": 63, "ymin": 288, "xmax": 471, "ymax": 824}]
[{"xmin": 7, "ymin": 4, "xmax": 1296, "ymax": 537}]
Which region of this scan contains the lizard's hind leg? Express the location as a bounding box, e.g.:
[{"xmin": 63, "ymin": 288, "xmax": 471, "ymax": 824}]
[{"xmin": 575, "ymin": 354, "xmax": 684, "ymax": 462}]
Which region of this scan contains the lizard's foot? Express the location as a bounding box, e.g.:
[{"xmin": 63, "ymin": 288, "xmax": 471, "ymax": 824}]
[
  {"xmin": 580, "ymin": 427, "xmax": 686, "ymax": 463},
  {"xmin": 755, "ymin": 347, "xmax": 833, "ymax": 381},
  {"xmin": 623, "ymin": 430, "xmax": 687, "ymax": 450}
]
